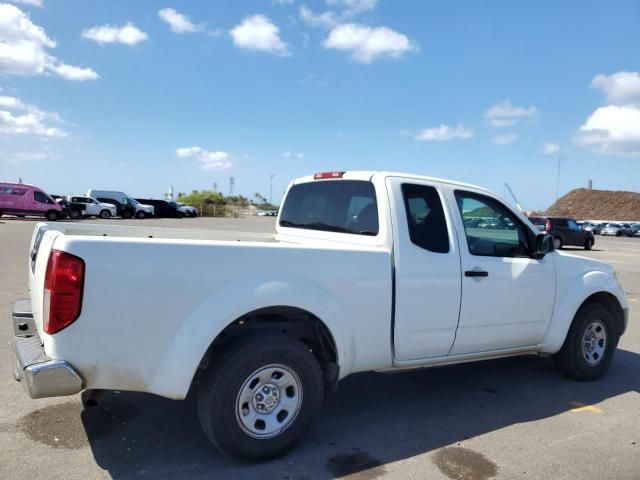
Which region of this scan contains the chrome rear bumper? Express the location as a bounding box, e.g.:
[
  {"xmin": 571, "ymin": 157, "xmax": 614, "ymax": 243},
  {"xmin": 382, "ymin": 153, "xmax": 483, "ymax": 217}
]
[{"xmin": 11, "ymin": 300, "xmax": 83, "ymax": 399}]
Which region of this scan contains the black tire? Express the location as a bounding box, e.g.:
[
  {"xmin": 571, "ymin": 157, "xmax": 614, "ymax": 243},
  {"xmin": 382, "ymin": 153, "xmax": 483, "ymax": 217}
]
[
  {"xmin": 584, "ymin": 238, "xmax": 593, "ymax": 250},
  {"xmin": 553, "ymin": 237, "xmax": 562, "ymax": 250},
  {"xmin": 555, "ymin": 303, "xmax": 618, "ymax": 380},
  {"xmin": 46, "ymin": 211, "xmax": 58, "ymax": 221},
  {"xmin": 70, "ymin": 210, "xmax": 81, "ymax": 220},
  {"xmin": 99, "ymin": 210, "xmax": 111, "ymax": 219},
  {"xmin": 197, "ymin": 334, "xmax": 324, "ymax": 462},
  {"xmin": 136, "ymin": 211, "xmax": 145, "ymax": 219}
]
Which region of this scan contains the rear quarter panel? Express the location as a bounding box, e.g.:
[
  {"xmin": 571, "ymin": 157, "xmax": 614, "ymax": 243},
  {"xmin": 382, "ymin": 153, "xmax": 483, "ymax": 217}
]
[{"xmin": 43, "ymin": 237, "xmax": 393, "ymax": 399}]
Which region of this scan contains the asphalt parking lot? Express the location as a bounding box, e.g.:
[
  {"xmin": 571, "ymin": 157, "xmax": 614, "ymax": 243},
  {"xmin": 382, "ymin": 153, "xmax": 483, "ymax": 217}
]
[{"xmin": 1, "ymin": 217, "xmax": 638, "ymax": 480}]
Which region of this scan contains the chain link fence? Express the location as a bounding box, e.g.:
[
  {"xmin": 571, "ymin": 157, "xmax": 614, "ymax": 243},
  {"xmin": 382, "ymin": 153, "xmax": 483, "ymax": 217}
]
[{"xmin": 182, "ymin": 204, "xmax": 254, "ymax": 218}]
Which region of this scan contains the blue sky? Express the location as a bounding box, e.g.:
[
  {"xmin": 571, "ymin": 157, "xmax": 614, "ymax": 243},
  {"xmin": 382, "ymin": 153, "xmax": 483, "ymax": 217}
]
[{"xmin": 1, "ymin": 0, "xmax": 639, "ymax": 209}]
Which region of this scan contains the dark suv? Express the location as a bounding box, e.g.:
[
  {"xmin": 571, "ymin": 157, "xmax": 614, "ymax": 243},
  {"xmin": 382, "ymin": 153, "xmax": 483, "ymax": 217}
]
[{"xmin": 529, "ymin": 216, "xmax": 594, "ymax": 250}]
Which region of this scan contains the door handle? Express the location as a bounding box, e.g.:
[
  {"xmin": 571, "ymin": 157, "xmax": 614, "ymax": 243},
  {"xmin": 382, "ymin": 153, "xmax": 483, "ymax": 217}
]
[{"xmin": 465, "ymin": 270, "xmax": 488, "ymax": 278}]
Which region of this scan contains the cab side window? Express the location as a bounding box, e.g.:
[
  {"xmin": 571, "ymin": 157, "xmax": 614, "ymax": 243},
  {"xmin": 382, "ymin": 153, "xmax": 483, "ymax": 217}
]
[
  {"xmin": 34, "ymin": 191, "xmax": 53, "ymax": 204},
  {"xmin": 401, "ymin": 184, "xmax": 450, "ymax": 253},
  {"xmin": 455, "ymin": 191, "xmax": 530, "ymax": 258}
]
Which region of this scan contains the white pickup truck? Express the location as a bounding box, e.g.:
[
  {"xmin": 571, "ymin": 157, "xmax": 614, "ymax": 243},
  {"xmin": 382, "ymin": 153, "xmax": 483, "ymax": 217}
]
[{"xmin": 12, "ymin": 171, "xmax": 628, "ymax": 461}]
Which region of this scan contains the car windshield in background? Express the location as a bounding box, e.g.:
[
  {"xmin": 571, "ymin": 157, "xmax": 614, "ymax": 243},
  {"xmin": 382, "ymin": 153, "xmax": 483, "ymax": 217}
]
[{"xmin": 279, "ymin": 180, "xmax": 379, "ymax": 236}]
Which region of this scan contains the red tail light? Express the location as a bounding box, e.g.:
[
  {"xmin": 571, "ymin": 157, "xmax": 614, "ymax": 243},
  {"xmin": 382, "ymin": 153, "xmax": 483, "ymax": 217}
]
[
  {"xmin": 314, "ymin": 171, "xmax": 345, "ymax": 180},
  {"xmin": 44, "ymin": 249, "xmax": 85, "ymax": 334},
  {"xmin": 545, "ymin": 218, "xmax": 552, "ymax": 231}
]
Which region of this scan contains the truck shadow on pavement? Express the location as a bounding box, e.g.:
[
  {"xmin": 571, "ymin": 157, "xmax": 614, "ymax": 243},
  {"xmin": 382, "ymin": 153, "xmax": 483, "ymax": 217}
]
[{"xmin": 80, "ymin": 349, "xmax": 640, "ymax": 479}]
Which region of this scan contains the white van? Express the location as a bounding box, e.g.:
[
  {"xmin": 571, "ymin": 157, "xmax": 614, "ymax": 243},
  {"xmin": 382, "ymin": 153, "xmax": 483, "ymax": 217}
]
[{"xmin": 86, "ymin": 190, "xmax": 154, "ymax": 218}]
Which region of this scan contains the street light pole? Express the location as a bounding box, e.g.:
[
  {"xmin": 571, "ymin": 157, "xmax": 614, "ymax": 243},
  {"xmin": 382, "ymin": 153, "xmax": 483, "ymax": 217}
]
[
  {"xmin": 270, "ymin": 174, "xmax": 274, "ymax": 205},
  {"xmin": 555, "ymin": 155, "xmax": 562, "ymax": 201}
]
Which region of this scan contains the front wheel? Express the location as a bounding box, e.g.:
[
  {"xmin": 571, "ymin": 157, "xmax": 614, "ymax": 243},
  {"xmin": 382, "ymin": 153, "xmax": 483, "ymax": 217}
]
[
  {"xmin": 197, "ymin": 334, "xmax": 324, "ymax": 461},
  {"xmin": 555, "ymin": 303, "xmax": 618, "ymax": 380},
  {"xmin": 584, "ymin": 238, "xmax": 594, "ymax": 250},
  {"xmin": 99, "ymin": 209, "xmax": 111, "ymax": 219},
  {"xmin": 70, "ymin": 210, "xmax": 81, "ymax": 220},
  {"xmin": 46, "ymin": 211, "xmax": 58, "ymax": 221},
  {"xmin": 553, "ymin": 237, "xmax": 562, "ymax": 250},
  {"xmin": 136, "ymin": 211, "xmax": 145, "ymax": 219}
]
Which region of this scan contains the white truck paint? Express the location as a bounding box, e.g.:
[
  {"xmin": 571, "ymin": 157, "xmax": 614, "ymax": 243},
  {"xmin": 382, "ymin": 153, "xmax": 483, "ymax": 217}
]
[
  {"xmin": 66, "ymin": 195, "xmax": 117, "ymax": 219},
  {"xmin": 14, "ymin": 171, "xmax": 628, "ymax": 460}
]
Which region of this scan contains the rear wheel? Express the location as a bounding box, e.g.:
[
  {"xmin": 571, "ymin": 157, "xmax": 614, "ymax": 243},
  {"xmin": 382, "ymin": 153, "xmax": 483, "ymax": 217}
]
[
  {"xmin": 197, "ymin": 334, "xmax": 324, "ymax": 461},
  {"xmin": 584, "ymin": 238, "xmax": 594, "ymax": 250},
  {"xmin": 555, "ymin": 303, "xmax": 618, "ymax": 380},
  {"xmin": 553, "ymin": 237, "xmax": 562, "ymax": 250},
  {"xmin": 70, "ymin": 210, "xmax": 81, "ymax": 220},
  {"xmin": 135, "ymin": 211, "xmax": 145, "ymax": 219},
  {"xmin": 46, "ymin": 211, "xmax": 58, "ymax": 221},
  {"xmin": 99, "ymin": 209, "xmax": 111, "ymax": 219}
]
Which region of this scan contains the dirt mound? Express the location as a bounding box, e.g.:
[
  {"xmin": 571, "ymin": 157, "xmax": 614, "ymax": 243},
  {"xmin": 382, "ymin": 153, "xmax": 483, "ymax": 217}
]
[{"xmin": 545, "ymin": 188, "xmax": 640, "ymax": 220}]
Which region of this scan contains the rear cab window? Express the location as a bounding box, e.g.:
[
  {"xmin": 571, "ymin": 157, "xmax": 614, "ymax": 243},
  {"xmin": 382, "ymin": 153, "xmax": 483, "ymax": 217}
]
[{"xmin": 279, "ymin": 180, "xmax": 379, "ymax": 236}]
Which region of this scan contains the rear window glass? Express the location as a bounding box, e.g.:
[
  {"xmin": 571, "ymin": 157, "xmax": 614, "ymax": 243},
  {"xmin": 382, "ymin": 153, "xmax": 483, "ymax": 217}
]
[{"xmin": 279, "ymin": 180, "xmax": 378, "ymax": 236}]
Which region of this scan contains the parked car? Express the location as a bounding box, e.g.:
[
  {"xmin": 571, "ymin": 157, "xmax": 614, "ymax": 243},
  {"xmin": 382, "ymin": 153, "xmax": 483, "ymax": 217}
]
[
  {"xmin": 87, "ymin": 190, "xmax": 154, "ymax": 219},
  {"xmin": 51, "ymin": 195, "xmax": 84, "ymax": 220},
  {"xmin": 67, "ymin": 195, "xmax": 117, "ymax": 219},
  {"xmin": 136, "ymin": 199, "xmax": 184, "ymax": 218},
  {"xmin": 93, "ymin": 197, "xmax": 135, "ymax": 219},
  {"xmin": 176, "ymin": 202, "xmax": 198, "ymax": 217},
  {"xmin": 530, "ymin": 216, "xmax": 594, "ymax": 250},
  {"xmin": 0, "ymin": 182, "xmax": 64, "ymax": 221},
  {"xmin": 601, "ymin": 223, "xmax": 632, "ymax": 237},
  {"xmin": 12, "ymin": 171, "xmax": 628, "ymax": 461}
]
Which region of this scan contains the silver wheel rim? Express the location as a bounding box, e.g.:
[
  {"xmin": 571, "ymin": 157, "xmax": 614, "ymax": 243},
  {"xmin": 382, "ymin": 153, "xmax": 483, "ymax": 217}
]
[
  {"xmin": 235, "ymin": 364, "xmax": 303, "ymax": 439},
  {"xmin": 554, "ymin": 238, "xmax": 561, "ymax": 249},
  {"xmin": 582, "ymin": 320, "xmax": 607, "ymax": 366}
]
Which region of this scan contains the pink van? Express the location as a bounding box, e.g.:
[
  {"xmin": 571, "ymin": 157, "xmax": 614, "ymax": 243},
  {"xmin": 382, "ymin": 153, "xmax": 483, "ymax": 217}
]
[{"xmin": 0, "ymin": 182, "xmax": 64, "ymax": 221}]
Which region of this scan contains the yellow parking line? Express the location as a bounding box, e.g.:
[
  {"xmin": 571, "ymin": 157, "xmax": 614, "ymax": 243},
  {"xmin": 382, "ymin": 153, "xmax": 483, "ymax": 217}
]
[{"xmin": 569, "ymin": 401, "xmax": 602, "ymax": 413}]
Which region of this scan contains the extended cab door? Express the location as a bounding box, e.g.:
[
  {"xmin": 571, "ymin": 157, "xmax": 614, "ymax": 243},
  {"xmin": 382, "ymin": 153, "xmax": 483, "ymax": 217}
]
[
  {"xmin": 388, "ymin": 178, "xmax": 462, "ymax": 360},
  {"xmin": 448, "ymin": 189, "xmax": 555, "ymax": 354}
]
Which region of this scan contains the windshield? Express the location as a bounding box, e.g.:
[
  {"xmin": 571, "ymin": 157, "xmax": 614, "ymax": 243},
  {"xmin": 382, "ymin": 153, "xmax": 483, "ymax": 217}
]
[
  {"xmin": 126, "ymin": 197, "xmax": 139, "ymax": 205},
  {"xmin": 169, "ymin": 202, "xmax": 179, "ymax": 208},
  {"xmin": 279, "ymin": 180, "xmax": 379, "ymax": 236}
]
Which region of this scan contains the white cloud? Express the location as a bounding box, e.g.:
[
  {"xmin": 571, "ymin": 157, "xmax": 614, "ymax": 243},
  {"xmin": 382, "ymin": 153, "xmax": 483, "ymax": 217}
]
[
  {"xmin": 158, "ymin": 8, "xmax": 200, "ymax": 34},
  {"xmin": 299, "ymin": 6, "xmax": 339, "ymax": 28},
  {"xmin": 82, "ymin": 23, "xmax": 148, "ymax": 45},
  {"xmin": 230, "ymin": 15, "xmax": 289, "ymax": 56},
  {"xmin": 542, "ymin": 142, "xmax": 560, "ymax": 155},
  {"xmin": 47, "ymin": 61, "xmax": 98, "ymax": 81},
  {"xmin": 0, "ymin": 94, "xmax": 67, "ymax": 137},
  {"xmin": 575, "ymin": 105, "xmax": 640, "ymax": 157},
  {"xmin": 486, "ymin": 100, "xmax": 537, "ymax": 128},
  {"xmin": 273, "ymin": 0, "xmax": 295, "ymax": 4},
  {"xmin": 326, "ymin": 0, "xmax": 377, "ymax": 15},
  {"xmin": 176, "ymin": 146, "xmax": 233, "ymax": 171},
  {"xmin": 7, "ymin": 0, "xmax": 43, "ymax": 6},
  {"xmin": 0, "ymin": 4, "xmax": 98, "ymax": 80},
  {"xmin": 414, "ymin": 124, "xmax": 473, "ymax": 142},
  {"xmin": 282, "ymin": 150, "xmax": 304, "ymax": 158},
  {"xmin": 591, "ymin": 71, "xmax": 640, "ymax": 105},
  {"xmin": 492, "ymin": 133, "xmax": 517, "ymax": 145},
  {"xmin": 323, "ymin": 23, "xmax": 414, "ymax": 63}
]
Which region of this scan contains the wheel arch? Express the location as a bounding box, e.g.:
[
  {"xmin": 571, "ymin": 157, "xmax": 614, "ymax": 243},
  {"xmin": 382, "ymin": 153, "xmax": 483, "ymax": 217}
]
[
  {"xmin": 540, "ymin": 271, "xmax": 627, "ymax": 353},
  {"xmin": 148, "ymin": 275, "xmax": 354, "ymax": 400}
]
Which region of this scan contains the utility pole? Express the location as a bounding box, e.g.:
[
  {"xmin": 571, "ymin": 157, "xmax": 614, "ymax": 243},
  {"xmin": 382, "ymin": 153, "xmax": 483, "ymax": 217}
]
[
  {"xmin": 555, "ymin": 155, "xmax": 562, "ymax": 201},
  {"xmin": 504, "ymin": 183, "xmax": 523, "ymax": 212},
  {"xmin": 213, "ymin": 181, "xmax": 218, "ymax": 193},
  {"xmin": 229, "ymin": 177, "xmax": 235, "ymax": 196},
  {"xmin": 269, "ymin": 174, "xmax": 274, "ymax": 205}
]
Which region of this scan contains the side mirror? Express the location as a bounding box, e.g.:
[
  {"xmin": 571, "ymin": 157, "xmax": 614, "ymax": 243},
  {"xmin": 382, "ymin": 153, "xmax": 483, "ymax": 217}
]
[{"xmin": 534, "ymin": 233, "xmax": 554, "ymax": 258}]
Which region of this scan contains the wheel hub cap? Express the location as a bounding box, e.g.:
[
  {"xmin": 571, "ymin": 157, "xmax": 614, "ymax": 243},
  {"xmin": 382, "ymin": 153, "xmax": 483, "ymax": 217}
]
[
  {"xmin": 236, "ymin": 364, "xmax": 303, "ymax": 439},
  {"xmin": 252, "ymin": 383, "xmax": 280, "ymax": 413},
  {"xmin": 581, "ymin": 320, "xmax": 607, "ymax": 366}
]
